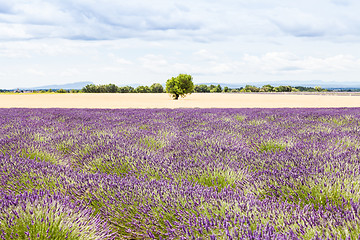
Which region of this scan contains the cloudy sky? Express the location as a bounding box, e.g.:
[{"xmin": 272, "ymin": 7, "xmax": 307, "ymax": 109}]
[{"xmin": 1, "ymin": 0, "xmax": 360, "ymax": 89}]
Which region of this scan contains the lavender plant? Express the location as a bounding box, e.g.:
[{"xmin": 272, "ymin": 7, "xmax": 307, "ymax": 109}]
[
  {"xmin": 1, "ymin": 108, "xmax": 360, "ymax": 239},
  {"xmin": 0, "ymin": 190, "xmax": 114, "ymax": 239}
]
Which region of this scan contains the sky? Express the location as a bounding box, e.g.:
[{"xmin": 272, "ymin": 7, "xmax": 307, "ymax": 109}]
[{"xmin": 1, "ymin": 0, "xmax": 360, "ymax": 89}]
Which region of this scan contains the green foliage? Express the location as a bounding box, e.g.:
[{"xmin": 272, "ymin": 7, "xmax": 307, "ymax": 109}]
[
  {"xmin": 77, "ymin": 83, "xmax": 329, "ymax": 94},
  {"xmin": 210, "ymin": 84, "xmax": 222, "ymax": 93},
  {"xmin": 0, "ymin": 200, "xmax": 109, "ymax": 240},
  {"xmin": 275, "ymin": 85, "xmax": 292, "ymax": 92},
  {"xmin": 56, "ymin": 89, "xmax": 67, "ymax": 93},
  {"xmin": 138, "ymin": 136, "xmax": 163, "ymax": 150},
  {"xmin": 235, "ymin": 115, "xmax": 246, "ymax": 122},
  {"xmin": 314, "ymin": 86, "xmax": 323, "ymax": 92},
  {"xmin": 135, "ymin": 85, "xmax": 151, "ymax": 93},
  {"xmin": 118, "ymin": 86, "xmax": 134, "ymax": 93},
  {"xmin": 258, "ymin": 141, "xmax": 286, "ymax": 153},
  {"xmin": 20, "ymin": 148, "xmax": 58, "ymax": 164},
  {"xmin": 165, "ymin": 74, "xmax": 194, "ymax": 100},
  {"xmin": 82, "ymin": 84, "xmax": 98, "ymax": 93},
  {"xmin": 194, "ymin": 84, "xmax": 210, "ymax": 93},
  {"xmin": 236, "ymin": 84, "xmax": 328, "ymax": 93},
  {"xmin": 260, "ymin": 84, "xmax": 274, "ymax": 92},
  {"xmin": 242, "ymin": 85, "xmax": 260, "ymax": 92},
  {"xmin": 185, "ymin": 168, "xmax": 241, "ymax": 191},
  {"xmin": 88, "ymin": 157, "xmax": 135, "ymax": 176},
  {"xmin": 230, "ymin": 88, "xmax": 242, "ymax": 92},
  {"xmin": 293, "ymin": 86, "xmax": 326, "ymax": 92},
  {"xmin": 150, "ymin": 83, "xmax": 164, "ymax": 93},
  {"xmin": 81, "ymin": 83, "xmax": 119, "ymax": 93},
  {"xmin": 104, "ymin": 83, "xmax": 119, "ymax": 93},
  {"xmin": 81, "ymin": 84, "xmax": 153, "ymax": 93},
  {"xmin": 294, "ymin": 86, "xmax": 316, "ymax": 92}
]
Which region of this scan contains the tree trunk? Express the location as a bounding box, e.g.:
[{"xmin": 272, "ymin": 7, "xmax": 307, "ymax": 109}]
[{"xmin": 174, "ymin": 94, "xmax": 179, "ymax": 100}]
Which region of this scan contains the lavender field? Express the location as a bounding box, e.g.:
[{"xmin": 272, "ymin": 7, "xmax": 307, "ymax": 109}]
[{"xmin": 1, "ymin": 108, "xmax": 360, "ymax": 239}]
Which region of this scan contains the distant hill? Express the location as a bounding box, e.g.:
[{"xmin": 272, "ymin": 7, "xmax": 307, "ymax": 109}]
[{"xmin": 28, "ymin": 81, "xmax": 94, "ymax": 90}]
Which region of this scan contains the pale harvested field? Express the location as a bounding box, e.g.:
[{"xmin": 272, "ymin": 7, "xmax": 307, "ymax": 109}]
[{"xmin": 1, "ymin": 93, "xmax": 360, "ymax": 108}]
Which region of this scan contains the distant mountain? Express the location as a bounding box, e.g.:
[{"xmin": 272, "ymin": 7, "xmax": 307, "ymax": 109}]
[{"xmin": 28, "ymin": 81, "xmax": 94, "ymax": 90}]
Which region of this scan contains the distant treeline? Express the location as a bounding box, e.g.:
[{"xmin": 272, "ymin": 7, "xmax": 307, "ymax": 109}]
[
  {"xmin": 235, "ymin": 85, "xmax": 327, "ymax": 93},
  {"xmin": 82, "ymin": 83, "xmax": 164, "ymax": 93},
  {"xmin": 80, "ymin": 83, "xmax": 328, "ymax": 93},
  {"xmin": 4, "ymin": 84, "xmax": 360, "ymax": 93}
]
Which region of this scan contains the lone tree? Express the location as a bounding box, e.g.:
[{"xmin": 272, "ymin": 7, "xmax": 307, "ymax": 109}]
[{"xmin": 166, "ymin": 74, "xmax": 194, "ymax": 100}]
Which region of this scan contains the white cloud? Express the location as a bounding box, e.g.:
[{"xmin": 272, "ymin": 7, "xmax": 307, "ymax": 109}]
[
  {"xmin": 138, "ymin": 53, "xmax": 234, "ymax": 76},
  {"xmin": 0, "ymin": 39, "xmax": 83, "ymax": 58},
  {"xmin": 1, "ymin": 0, "xmax": 360, "ymax": 42},
  {"xmin": 0, "ymin": 0, "xmax": 205, "ymax": 41},
  {"xmin": 0, "ymin": 23, "xmax": 31, "ymax": 40},
  {"xmin": 331, "ymin": 0, "xmax": 352, "ymax": 6},
  {"xmin": 60, "ymin": 68, "xmax": 81, "ymax": 77},
  {"xmin": 269, "ymin": 8, "xmax": 327, "ymax": 37},
  {"xmin": 115, "ymin": 58, "xmax": 132, "ymax": 65},
  {"xmin": 139, "ymin": 54, "xmax": 172, "ymax": 73},
  {"xmin": 1, "ymin": 1, "xmax": 360, "ymax": 89},
  {"xmin": 26, "ymin": 68, "xmax": 46, "ymax": 76},
  {"xmin": 193, "ymin": 49, "xmax": 219, "ymax": 61},
  {"xmin": 240, "ymin": 52, "xmax": 360, "ymax": 74},
  {"xmin": 268, "ymin": 2, "xmax": 360, "ymax": 38},
  {"xmin": 12, "ymin": 1, "xmax": 72, "ymax": 25}
]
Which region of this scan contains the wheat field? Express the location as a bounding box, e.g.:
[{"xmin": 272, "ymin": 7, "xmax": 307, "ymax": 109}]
[{"xmin": 1, "ymin": 92, "xmax": 360, "ymax": 108}]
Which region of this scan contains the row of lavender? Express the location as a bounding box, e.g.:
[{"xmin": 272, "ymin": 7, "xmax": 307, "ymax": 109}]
[{"xmin": 1, "ymin": 108, "xmax": 360, "ymax": 239}]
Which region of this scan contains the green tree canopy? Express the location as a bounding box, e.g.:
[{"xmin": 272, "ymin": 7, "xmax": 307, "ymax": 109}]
[
  {"xmin": 150, "ymin": 83, "xmax": 164, "ymax": 93},
  {"xmin": 260, "ymin": 84, "xmax": 275, "ymax": 92},
  {"xmin": 105, "ymin": 84, "xmax": 119, "ymax": 93},
  {"xmin": 210, "ymin": 84, "xmax": 222, "ymax": 93},
  {"xmin": 56, "ymin": 89, "xmax": 67, "ymax": 93},
  {"xmin": 242, "ymin": 85, "xmax": 260, "ymax": 92},
  {"xmin": 314, "ymin": 86, "xmax": 323, "ymax": 92},
  {"xmin": 135, "ymin": 85, "xmax": 151, "ymax": 93},
  {"xmin": 118, "ymin": 86, "xmax": 134, "ymax": 93},
  {"xmin": 82, "ymin": 84, "xmax": 98, "ymax": 93},
  {"xmin": 275, "ymin": 85, "xmax": 292, "ymax": 92},
  {"xmin": 194, "ymin": 84, "xmax": 210, "ymax": 93},
  {"xmin": 166, "ymin": 74, "xmax": 194, "ymax": 100}
]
